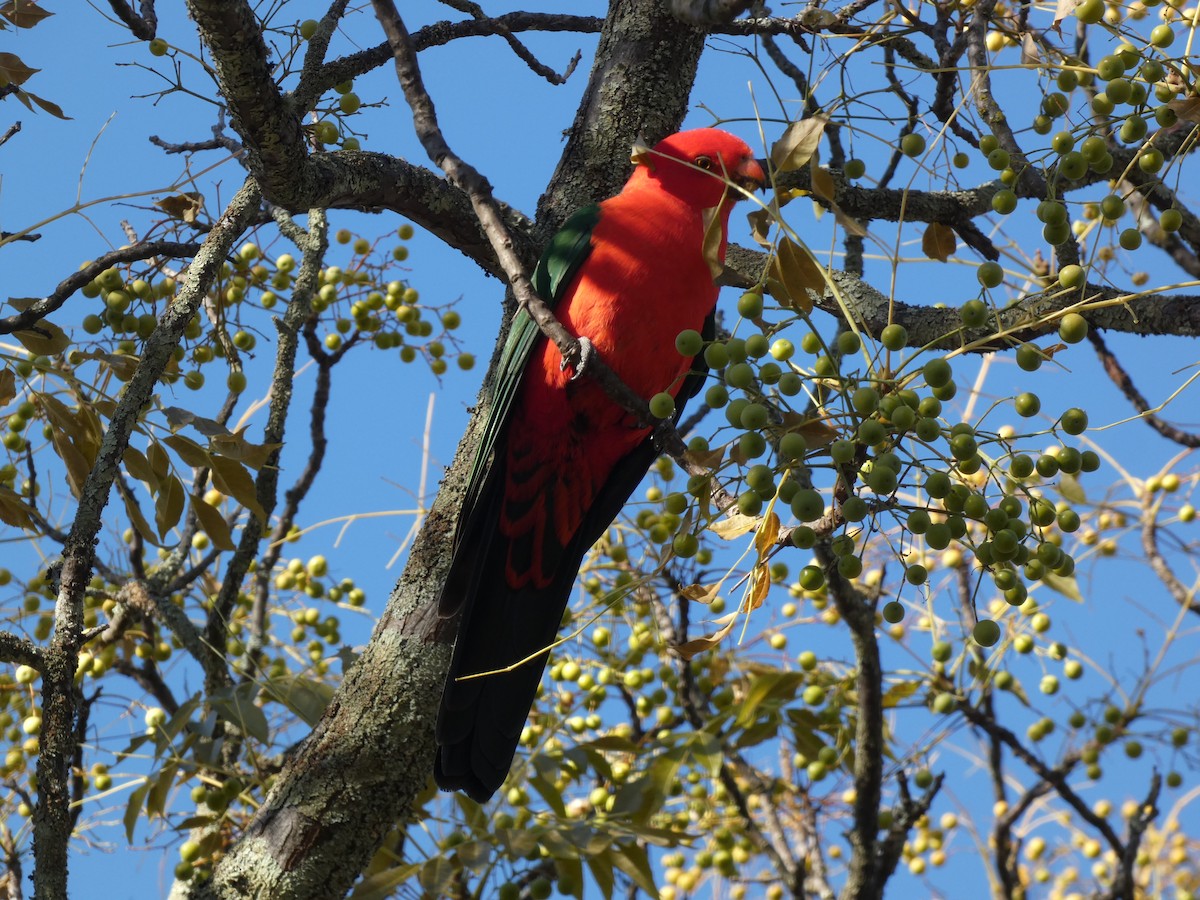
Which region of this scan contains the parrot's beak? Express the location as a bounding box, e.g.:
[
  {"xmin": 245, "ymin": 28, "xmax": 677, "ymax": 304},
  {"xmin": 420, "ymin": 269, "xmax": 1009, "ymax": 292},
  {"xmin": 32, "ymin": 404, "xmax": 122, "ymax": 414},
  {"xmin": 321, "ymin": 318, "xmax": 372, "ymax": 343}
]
[{"xmin": 734, "ymin": 156, "xmax": 766, "ymax": 194}]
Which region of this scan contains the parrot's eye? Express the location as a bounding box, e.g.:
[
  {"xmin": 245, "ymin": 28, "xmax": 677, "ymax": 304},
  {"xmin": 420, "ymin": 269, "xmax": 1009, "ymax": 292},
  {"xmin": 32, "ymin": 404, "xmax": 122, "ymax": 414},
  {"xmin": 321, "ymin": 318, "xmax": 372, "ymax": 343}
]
[{"xmin": 693, "ymin": 155, "xmax": 713, "ymax": 170}]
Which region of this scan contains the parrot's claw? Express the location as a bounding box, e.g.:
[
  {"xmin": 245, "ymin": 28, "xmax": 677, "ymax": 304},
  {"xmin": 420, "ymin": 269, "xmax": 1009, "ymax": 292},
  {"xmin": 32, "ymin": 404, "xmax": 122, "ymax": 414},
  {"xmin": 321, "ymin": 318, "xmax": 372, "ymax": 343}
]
[{"xmin": 562, "ymin": 336, "xmax": 595, "ymax": 381}]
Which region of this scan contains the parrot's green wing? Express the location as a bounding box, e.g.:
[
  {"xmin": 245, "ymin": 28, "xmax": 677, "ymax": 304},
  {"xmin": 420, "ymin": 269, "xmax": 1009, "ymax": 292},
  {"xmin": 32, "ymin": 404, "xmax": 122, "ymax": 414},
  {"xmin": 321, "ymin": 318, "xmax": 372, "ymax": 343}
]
[{"xmin": 441, "ymin": 203, "xmax": 601, "ymax": 612}]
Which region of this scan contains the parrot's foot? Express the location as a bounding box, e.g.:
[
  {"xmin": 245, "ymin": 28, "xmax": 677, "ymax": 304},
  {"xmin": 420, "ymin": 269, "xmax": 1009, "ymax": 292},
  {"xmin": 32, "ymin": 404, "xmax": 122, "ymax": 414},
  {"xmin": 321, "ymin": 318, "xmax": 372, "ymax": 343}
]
[{"xmin": 561, "ymin": 336, "xmax": 595, "ymax": 381}]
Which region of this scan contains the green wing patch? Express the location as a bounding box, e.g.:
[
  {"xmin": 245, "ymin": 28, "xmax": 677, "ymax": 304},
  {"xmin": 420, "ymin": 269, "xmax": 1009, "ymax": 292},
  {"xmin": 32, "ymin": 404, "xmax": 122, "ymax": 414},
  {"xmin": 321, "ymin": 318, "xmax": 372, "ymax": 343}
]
[{"xmin": 455, "ymin": 204, "xmax": 601, "ymax": 549}]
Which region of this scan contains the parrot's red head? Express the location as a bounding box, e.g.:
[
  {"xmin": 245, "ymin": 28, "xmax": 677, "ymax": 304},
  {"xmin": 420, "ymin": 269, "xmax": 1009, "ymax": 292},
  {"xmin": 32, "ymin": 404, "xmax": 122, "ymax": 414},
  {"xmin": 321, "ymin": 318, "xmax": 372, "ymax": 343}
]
[{"xmin": 633, "ymin": 128, "xmax": 765, "ymax": 209}]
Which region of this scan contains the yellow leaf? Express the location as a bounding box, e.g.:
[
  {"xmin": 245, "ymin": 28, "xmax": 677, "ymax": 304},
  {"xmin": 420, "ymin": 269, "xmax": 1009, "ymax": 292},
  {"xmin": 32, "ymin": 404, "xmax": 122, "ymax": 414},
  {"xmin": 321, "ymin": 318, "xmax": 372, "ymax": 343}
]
[
  {"xmin": 770, "ymin": 117, "xmax": 828, "ymax": 173},
  {"xmin": 745, "ymin": 563, "xmax": 770, "ymax": 611},
  {"xmin": 809, "ymin": 161, "xmax": 835, "ymax": 202},
  {"xmin": 922, "ymin": 222, "xmax": 957, "ymax": 262},
  {"xmin": 710, "ymin": 512, "xmax": 759, "ymax": 540},
  {"xmin": 755, "ymin": 511, "xmax": 780, "ymax": 556}
]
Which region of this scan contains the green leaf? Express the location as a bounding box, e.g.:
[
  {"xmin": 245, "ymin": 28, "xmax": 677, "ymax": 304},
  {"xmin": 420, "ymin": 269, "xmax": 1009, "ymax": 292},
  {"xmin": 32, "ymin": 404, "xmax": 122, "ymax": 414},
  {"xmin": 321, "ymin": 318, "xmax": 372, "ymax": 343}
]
[
  {"xmin": 211, "ymin": 684, "xmax": 269, "ymax": 743},
  {"xmin": 122, "ymin": 447, "xmax": 157, "ymax": 489},
  {"xmin": 124, "ymin": 781, "xmax": 149, "ymax": 842},
  {"xmin": 261, "ymin": 675, "xmax": 332, "ymax": 727},
  {"xmin": 416, "ymin": 857, "xmax": 456, "ymax": 897},
  {"xmin": 210, "ymin": 455, "xmax": 266, "ymax": 521},
  {"xmin": 349, "ymin": 864, "xmax": 419, "ymax": 900},
  {"xmin": 164, "ymin": 434, "xmax": 212, "ymax": 468},
  {"xmin": 154, "ymin": 474, "xmax": 185, "ymax": 540},
  {"xmin": 0, "ymin": 51, "xmax": 36, "ymax": 85},
  {"xmin": 121, "ymin": 489, "xmax": 161, "ymax": 546},
  {"xmin": 23, "ymin": 89, "xmax": 68, "ymax": 119},
  {"xmin": 882, "ymin": 680, "xmax": 923, "ymax": 708},
  {"xmin": 735, "ymin": 670, "xmax": 804, "ymax": 729},
  {"xmin": 587, "ymin": 850, "xmax": 616, "ymax": 900},
  {"xmin": 146, "ymin": 761, "xmax": 178, "ymax": 818},
  {"xmin": 1059, "ymin": 472, "xmax": 1086, "ymax": 504},
  {"xmin": 0, "ymin": 485, "xmax": 36, "ymax": 530},
  {"xmin": 13, "ymin": 320, "xmax": 69, "ymax": 355},
  {"xmin": 611, "ymin": 841, "xmax": 658, "ymax": 896},
  {"xmin": 147, "ymin": 440, "xmax": 171, "ymax": 484},
  {"xmin": 1042, "ymin": 571, "xmax": 1084, "ymax": 602}
]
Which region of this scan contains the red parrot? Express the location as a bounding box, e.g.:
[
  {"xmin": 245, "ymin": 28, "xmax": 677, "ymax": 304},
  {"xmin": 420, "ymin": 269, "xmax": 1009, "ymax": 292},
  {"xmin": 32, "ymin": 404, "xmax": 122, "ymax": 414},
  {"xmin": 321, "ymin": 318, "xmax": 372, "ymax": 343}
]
[{"xmin": 435, "ymin": 128, "xmax": 765, "ymax": 802}]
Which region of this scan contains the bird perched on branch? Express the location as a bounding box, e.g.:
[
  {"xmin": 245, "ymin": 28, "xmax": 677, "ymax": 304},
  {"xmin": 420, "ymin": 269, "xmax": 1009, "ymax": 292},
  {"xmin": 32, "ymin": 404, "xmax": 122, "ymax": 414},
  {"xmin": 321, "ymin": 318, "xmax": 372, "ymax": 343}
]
[{"xmin": 435, "ymin": 128, "xmax": 766, "ymax": 802}]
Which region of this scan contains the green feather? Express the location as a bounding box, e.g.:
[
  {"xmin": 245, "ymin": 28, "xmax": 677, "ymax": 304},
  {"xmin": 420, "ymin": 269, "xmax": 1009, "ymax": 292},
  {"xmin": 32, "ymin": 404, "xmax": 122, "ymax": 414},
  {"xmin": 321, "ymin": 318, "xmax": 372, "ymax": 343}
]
[{"xmin": 451, "ymin": 204, "xmax": 601, "ymax": 559}]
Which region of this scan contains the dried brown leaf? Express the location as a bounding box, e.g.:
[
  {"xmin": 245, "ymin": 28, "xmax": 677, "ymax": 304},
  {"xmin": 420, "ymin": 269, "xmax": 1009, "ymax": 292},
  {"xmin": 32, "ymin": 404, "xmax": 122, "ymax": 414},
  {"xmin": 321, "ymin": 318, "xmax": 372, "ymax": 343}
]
[
  {"xmin": 922, "ymin": 222, "xmax": 957, "ymax": 262},
  {"xmin": 0, "ymin": 1, "xmax": 52, "ymax": 28},
  {"xmin": 155, "ymin": 192, "xmax": 204, "ymax": 224},
  {"xmin": 768, "ymin": 238, "xmax": 824, "ymax": 314},
  {"xmin": 674, "ymin": 612, "xmax": 738, "ymax": 659},
  {"xmin": 1167, "ymin": 96, "xmax": 1200, "ymax": 124},
  {"xmin": 0, "ymin": 51, "xmax": 37, "ymax": 85},
  {"xmin": 771, "ymin": 117, "xmax": 827, "ymax": 173},
  {"xmin": 0, "ymin": 369, "xmax": 13, "ymax": 407},
  {"xmin": 679, "ymin": 583, "xmax": 721, "ymax": 604}
]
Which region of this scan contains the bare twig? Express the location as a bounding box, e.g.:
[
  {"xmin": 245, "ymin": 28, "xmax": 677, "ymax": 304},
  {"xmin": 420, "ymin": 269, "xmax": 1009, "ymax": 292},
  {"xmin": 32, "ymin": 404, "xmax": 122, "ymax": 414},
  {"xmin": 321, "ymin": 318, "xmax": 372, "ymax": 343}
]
[
  {"xmin": 439, "ymin": 0, "xmax": 580, "ymax": 84},
  {"xmin": 1089, "ymin": 330, "xmax": 1200, "ymax": 448}
]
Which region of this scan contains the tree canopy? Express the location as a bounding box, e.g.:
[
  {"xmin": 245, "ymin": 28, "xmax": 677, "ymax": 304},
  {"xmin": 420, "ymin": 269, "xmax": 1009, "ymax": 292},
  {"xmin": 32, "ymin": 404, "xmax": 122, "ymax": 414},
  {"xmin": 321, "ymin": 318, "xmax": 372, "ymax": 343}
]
[{"xmin": 2, "ymin": 1, "xmax": 1200, "ymax": 898}]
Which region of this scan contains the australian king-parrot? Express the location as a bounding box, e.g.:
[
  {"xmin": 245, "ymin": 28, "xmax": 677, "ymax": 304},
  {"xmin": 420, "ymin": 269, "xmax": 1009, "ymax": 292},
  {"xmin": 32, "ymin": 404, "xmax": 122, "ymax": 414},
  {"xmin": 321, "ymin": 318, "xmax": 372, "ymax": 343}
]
[{"xmin": 435, "ymin": 128, "xmax": 766, "ymax": 802}]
